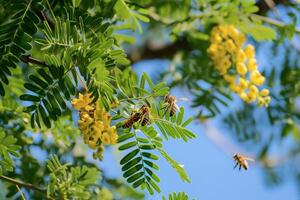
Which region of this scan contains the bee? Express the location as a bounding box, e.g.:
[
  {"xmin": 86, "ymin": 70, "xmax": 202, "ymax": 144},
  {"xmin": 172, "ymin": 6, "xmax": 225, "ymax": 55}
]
[
  {"xmin": 138, "ymin": 105, "xmax": 151, "ymax": 126},
  {"xmin": 233, "ymin": 153, "xmax": 254, "ymax": 170},
  {"xmin": 122, "ymin": 105, "xmax": 151, "ymax": 128},
  {"xmin": 122, "ymin": 111, "xmax": 140, "ymax": 128},
  {"xmin": 163, "ymin": 95, "xmax": 179, "ymax": 117}
]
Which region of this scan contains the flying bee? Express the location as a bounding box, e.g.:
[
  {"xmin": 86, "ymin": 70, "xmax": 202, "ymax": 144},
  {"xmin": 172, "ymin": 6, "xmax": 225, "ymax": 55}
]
[
  {"xmin": 233, "ymin": 153, "xmax": 254, "ymax": 170},
  {"xmin": 122, "ymin": 111, "xmax": 140, "ymax": 128},
  {"xmin": 163, "ymin": 95, "xmax": 180, "ymax": 117},
  {"xmin": 138, "ymin": 105, "xmax": 151, "ymax": 126}
]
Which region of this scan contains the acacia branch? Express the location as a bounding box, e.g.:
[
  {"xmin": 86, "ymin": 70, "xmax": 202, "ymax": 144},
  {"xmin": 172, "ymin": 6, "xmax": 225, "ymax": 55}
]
[{"xmin": 0, "ymin": 175, "xmax": 46, "ymax": 194}]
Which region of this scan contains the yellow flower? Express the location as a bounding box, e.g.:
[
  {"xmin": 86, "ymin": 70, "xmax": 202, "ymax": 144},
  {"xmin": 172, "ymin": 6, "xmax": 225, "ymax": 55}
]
[
  {"xmin": 247, "ymin": 58, "xmax": 257, "ymax": 71},
  {"xmin": 219, "ymin": 26, "xmax": 229, "ymax": 38},
  {"xmin": 224, "ymin": 75, "xmax": 236, "ymax": 83},
  {"xmin": 211, "ymin": 34, "xmax": 222, "ymax": 43},
  {"xmin": 260, "ymin": 89, "xmax": 270, "ymax": 97},
  {"xmin": 244, "ymin": 45, "xmax": 255, "ymax": 58},
  {"xmin": 236, "ymin": 49, "xmax": 246, "ymax": 63},
  {"xmin": 250, "ymin": 71, "xmax": 265, "ymax": 86},
  {"xmin": 208, "ymin": 25, "xmax": 269, "ymax": 107},
  {"xmin": 229, "ymin": 84, "xmax": 242, "ymax": 94},
  {"xmin": 247, "ymin": 92, "xmax": 257, "ymax": 102},
  {"xmin": 236, "ymin": 33, "xmax": 246, "ymax": 47},
  {"xmin": 222, "ymin": 57, "xmax": 231, "ymax": 69},
  {"xmin": 239, "ymin": 92, "xmax": 248, "ymax": 101},
  {"xmin": 249, "ymin": 85, "xmax": 259, "ymax": 95},
  {"xmin": 239, "ymin": 78, "xmax": 248, "ymax": 89},
  {"xmin": 227, "ymin": 25, "xmax": 239, "ymax": 39},
  {"xmin": 236, "ymin": 62, "xmax": 247, "ymax": 75},
  {"xmin": 88, "ymin": 140, "xmax": 97, "ymax": 149},
  {"xmin": 84, "ymin": 105, "xmax": 94, "ymax": 111},
  {"xmin": 225, "ymin": 39, "xmax": 236, "ymax": 53},
  {"xmin": 207, "ymin": 44, "xmax": 218, "ymax": 56},
  {"xmin": 101, "ymin": 132, "xmax": 111, "ymax": 145},
  {"xmin": 72, "ymin": 93, "xmax": 92, "ymax": 110}
]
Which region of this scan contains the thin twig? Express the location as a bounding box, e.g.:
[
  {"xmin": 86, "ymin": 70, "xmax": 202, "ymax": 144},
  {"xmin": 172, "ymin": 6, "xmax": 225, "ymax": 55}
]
[
  {"xmin": 16, "ymin": 185, "xmax": 26, "ymax": 200},
  {"xmin": 251, "ymin": 14, "xmax": 300, "ymax": 34},
  {"xmin": 0, "ymin": 175, "xmax": 46, "ymax": 194}
]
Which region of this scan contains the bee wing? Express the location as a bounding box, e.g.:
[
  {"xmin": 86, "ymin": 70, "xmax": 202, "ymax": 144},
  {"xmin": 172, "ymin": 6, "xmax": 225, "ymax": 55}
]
[
  {"xmin": 245, "ymin": 157, "xmax": 255, "ymax": 162},
  {"xmin": 243, "ymin": 160, "xmax": 249, "ymax": 170},
  {"xmin": 177, "ymin": 97, "xmax": 190, "ymax": 102},
  {"xmin": 174, "ymin": 103, "xmax": 179, "ymax": 110}
]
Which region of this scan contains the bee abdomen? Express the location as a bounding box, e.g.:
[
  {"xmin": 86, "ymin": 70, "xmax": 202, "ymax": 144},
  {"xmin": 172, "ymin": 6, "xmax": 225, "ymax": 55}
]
[{"xmin": 122, "ymin": 112, "xmax": 140, "ymax": 128}]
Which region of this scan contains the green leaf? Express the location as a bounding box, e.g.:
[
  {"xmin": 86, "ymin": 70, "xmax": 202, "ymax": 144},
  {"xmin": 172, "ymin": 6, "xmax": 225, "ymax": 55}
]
[
  {"xmin": 123, "ymin": 164, "xmax": 143, "ymax": 178},
  {"xmin": 114, "ymin": 0, "xmax": 145, "ymax": 33},
  {"xmin": 239, "ymin": 23, "xmax": 276, "ymax": 41},
  {"xmin": 120, "ymin": 149, "xmax": 140, "ymax": 165},
  {"xmin": 119, "ymin": 141, "xmax": 138, "ymax": 150},
  {"xmin": 121, "ymin": 157, "xmax": 142, "ymax": 171},
  {"xmin": 127, "ymin": 171, "xmax": 144, "ymax": 183},
  {"xmin": 132, "ymin": 178, "xmax": 144, "ymax": 188},
  {"xmin": 158, "ymin": 149, "xmax": 191, "ymax": 183},
  {"xmin": 0, "ymin": 129, "xmax": 20, "ymax": 175},
  {"xmin": 155, "ymin": 119, "xmax": 196, "ymax": 141},
  {"xmin": 141, "ymin": 152, "xmax": 159, "ymax": 160},
  {"xmin": 38, "ymin": 104, "xmax": 51, "ymax": 128},
  {"xmin": 20, "ymin": 94, "xmax": 40, "ymax": 102},
  {"xmin": 118, "ymin": 132, "xmax": 135, "ymax": 143}
]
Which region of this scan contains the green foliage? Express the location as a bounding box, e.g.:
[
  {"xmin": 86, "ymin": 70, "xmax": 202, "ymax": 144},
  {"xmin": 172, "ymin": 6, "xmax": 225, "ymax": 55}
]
[
  {"xmin": 118, "ymin": 129, "xmax": 161, "ymax": 195},
  {"xmin": 47, "ymin": 155, "xmax": 101, "ymax": 199},
  {"xmin": 21, "ymin": 65, "xmax": 76, "ymax": 128},
  {"xmin": 118, "ymin": 124, "xmax": 192, "ymax": 195},
  {"xmin": 162, "ymin": 192, "xmax": 190, "ymax": 200},
  {"xmin": 153, "ymin": 106, "xmax": 196, "ymax": 142},
  {"xmin": 114, "ymin": 0, "xmax": 150, "ymax": 33},
  {"xmin": 0, "ymin": 0, "xmax": 42, "ymax": 96},
  {"xmin": 0, "ymin": 129, "xmax": 20, "ymax": 175}
]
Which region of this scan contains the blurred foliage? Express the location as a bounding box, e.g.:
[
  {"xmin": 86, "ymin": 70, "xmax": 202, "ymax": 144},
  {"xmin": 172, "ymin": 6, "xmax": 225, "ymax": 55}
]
[{"xmin": 0, "ymin": 0, "xmax": 300, "ymax": 199}]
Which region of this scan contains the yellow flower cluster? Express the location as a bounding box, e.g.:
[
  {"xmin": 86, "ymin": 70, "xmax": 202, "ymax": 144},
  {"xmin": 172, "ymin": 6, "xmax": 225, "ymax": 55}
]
[
  {"xmin": 207, "ymin": 25, "xmax": 271, "ymax": 106},
  {"xmin": 72, "ymin": 93, "xmax": 118, "ymax": 160}
]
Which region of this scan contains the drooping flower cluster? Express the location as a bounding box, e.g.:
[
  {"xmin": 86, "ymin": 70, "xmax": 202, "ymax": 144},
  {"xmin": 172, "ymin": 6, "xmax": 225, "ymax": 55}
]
[
  {"xmin": 72, "ymin": 93, "xmax": 118, "ymax": 160},
  {"xmin": 207, "ymin": 25, "xmax": 271, "ymax": 106}
]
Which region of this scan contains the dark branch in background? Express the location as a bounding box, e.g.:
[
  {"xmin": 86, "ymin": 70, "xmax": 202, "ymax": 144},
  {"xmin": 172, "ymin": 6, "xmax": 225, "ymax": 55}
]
[
  {"xmin": 35, "ymin": 10, "xmax": 55, "ymax": 30},
  {"xmin": 0, "ymin": 175, "xmax": 46, "ymax": 194},
  {"xmin": 128, "ymin": 37, "xmax": 192, "ymax": 63},
  {"xmin": 20, "ymin": 55, "xmax": 49, "ymax": 67},
  {"xmin": 256, "ymin": 0, "xmax": 288, "ymax": 14}
]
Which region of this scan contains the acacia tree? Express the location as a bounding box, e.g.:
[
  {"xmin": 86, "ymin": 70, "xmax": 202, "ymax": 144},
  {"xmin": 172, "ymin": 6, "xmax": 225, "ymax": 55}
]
[{"xmin": 0, "ymin": 0, "xmax": 299, "ymax": 199}]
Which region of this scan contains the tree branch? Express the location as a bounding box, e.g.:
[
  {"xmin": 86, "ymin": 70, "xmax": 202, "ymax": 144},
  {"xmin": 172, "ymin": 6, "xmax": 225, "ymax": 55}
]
[
  {"xmin": 128, "ymin": 37, "xmax": 191, "ymax": 63},
  {"xmin": 20, "ymin": 55, "xmax": 49, "ymax": 67},
  {"xmin": 255, "ymin": 0, "xmax": 288, "ymax": 14},
  {"xmin": 0, "ymin": 175, "xmax": 46, "ymax": 194}
]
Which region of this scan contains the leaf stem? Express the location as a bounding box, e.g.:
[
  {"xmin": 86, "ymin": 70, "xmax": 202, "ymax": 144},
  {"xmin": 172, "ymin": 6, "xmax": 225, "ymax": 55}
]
[
  {"xmin": 251, "ymin": 14, "xmax": 300, "ymax": 34},
  {"xmin": 0, "ymin": 175, "xmax": 46, "ymax": 194}
]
